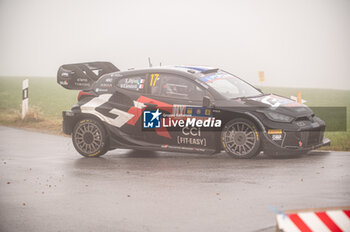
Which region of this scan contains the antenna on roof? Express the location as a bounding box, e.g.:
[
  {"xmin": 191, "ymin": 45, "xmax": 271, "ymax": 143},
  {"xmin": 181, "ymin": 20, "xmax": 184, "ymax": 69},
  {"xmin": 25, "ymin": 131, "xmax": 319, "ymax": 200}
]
[{"xmin": 148, "ymin": 57, "xmax": 152, "ymax": 67}]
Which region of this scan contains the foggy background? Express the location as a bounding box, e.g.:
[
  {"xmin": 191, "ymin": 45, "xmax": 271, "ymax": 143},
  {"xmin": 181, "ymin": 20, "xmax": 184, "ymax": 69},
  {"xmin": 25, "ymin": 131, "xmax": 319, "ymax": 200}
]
[{"xmin": 0, "ymin": 0, "xmax": 349, "ymax": 89}]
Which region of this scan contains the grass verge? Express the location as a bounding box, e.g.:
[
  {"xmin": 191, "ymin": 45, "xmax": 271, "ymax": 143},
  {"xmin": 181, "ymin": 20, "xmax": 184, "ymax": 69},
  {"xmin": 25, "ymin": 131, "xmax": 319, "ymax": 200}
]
[{"xmin": 0, "ymin": 108, "xmax": 64, "ymax": 136}]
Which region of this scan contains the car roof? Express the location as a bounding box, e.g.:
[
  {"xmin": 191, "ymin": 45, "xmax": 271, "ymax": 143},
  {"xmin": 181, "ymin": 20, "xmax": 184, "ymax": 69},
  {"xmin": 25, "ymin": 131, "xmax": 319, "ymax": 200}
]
[
  {"xmin": 114, "ymin": 65, "xmax": 220, "ymax": 79},
  {"xmin": 95, "ymin": 65, "xmax": 230, "ymax": 100}
]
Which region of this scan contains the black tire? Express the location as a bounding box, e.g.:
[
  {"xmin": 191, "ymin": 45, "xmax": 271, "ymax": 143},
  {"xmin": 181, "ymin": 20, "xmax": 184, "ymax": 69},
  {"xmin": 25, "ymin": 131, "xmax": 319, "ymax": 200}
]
[
  {"xmin": 72, "ymin": 118, "xmax": 109, "ymax": 157},
  {"xmin": 221, "ymin": 118, "xmax": 261, "ymax": 159}
]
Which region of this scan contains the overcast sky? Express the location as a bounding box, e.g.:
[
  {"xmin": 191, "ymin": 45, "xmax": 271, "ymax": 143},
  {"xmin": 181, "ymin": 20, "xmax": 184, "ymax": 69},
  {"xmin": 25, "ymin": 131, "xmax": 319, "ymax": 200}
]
[{"xmin": 0, "ymin": 0, "xmax": 349, "ymax": 89}]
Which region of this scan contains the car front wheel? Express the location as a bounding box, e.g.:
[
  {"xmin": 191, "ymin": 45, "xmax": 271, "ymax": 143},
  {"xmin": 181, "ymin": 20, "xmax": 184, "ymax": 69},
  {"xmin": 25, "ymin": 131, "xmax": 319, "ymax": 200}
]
[
  {"xmin": 72, "ymin": 118, "xmax": 109, "ymax": 157},
  {"xmin": 221, "ymin": 118, "xmax": 261, "ymax": 159}
]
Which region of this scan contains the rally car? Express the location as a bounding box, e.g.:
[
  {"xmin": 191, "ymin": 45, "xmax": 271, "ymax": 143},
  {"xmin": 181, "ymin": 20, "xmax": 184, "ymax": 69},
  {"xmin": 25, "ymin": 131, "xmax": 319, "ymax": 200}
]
[{"xmin": 58, "ymin": 62, "xmax": 330, "ymax": 158}]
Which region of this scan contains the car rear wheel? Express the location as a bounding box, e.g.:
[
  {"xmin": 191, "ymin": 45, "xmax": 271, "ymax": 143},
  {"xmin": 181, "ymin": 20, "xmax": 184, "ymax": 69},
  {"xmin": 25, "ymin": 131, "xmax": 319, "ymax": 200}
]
[
  {"xmin": 221, "ymin": 118, "xmax": 261, "ymax": 159},
  {"xmin": 72, "ymin": 118, "xmax": 109, "ymax": 157}
]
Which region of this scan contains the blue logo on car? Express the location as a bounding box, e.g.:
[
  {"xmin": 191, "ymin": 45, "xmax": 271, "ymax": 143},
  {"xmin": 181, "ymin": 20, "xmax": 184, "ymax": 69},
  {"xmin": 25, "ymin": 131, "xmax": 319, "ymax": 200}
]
[{"xmin": 143, "ymin": 109, "xmax": 161, "ymax": 128}]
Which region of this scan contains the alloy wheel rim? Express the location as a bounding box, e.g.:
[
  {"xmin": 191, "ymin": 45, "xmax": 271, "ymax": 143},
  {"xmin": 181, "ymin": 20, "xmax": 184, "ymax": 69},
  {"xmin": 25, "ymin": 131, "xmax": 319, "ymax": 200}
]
[
  {"xmin": 224, "ymin": 122, "xmax": 256, "ymax": 156},
  {"xmin": 75, "ymin": 122, "xmax": 102, "ymax": 154}
]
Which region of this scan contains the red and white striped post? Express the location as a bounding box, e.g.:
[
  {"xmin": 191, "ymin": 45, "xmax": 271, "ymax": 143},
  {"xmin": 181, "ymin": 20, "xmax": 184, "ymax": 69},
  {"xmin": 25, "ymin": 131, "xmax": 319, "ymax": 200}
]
[{"xmin": 276, "ymin": 206, "xmax": 350, "ymax": 232}]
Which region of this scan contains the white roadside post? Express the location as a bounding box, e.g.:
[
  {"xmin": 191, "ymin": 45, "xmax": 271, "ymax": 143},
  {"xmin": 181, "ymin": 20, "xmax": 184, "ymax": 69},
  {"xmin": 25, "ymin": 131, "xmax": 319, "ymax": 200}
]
[{"xmin": 21, "ymin": 79, "xmax": 29, "ymax": 119}]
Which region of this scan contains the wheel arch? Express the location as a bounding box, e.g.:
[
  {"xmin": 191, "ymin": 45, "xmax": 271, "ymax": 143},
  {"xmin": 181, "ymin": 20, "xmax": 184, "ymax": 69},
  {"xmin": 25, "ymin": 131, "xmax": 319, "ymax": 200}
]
[
  {"xmin": 71, "ymin": 112, "xmax": 108, "ymax": 133},
  {"xmin": 242, "ymin": 112, "xmax": 266, "ymax": 133}
]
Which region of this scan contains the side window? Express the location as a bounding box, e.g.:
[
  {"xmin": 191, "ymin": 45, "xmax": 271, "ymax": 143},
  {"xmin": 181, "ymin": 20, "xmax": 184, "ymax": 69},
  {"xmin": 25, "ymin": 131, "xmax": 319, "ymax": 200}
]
[
  {"xmin": 116, "ymin": 75, "xmax": 145, "ymax": 92},
  {"xmin": 149, "ymin": 73, "xmax": 205, "ymax": 101}
]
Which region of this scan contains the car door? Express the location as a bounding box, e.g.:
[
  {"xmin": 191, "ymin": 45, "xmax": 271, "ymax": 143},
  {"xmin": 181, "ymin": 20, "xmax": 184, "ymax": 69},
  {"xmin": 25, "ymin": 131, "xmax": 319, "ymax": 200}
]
[
  {"xmin": 97, "ymin": 73, "xmax": 147, "ymax": 146},
  {"xmin": 142, "ymin": 72, "xmax": 217, "ymax": 151}
]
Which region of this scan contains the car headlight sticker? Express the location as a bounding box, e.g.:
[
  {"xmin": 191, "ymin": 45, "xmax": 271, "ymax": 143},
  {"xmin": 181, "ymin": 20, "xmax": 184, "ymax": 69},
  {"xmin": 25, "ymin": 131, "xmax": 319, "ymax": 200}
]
[{"xmin": 264, "ymin": 111, "xmax": 294, "ymax": 123}]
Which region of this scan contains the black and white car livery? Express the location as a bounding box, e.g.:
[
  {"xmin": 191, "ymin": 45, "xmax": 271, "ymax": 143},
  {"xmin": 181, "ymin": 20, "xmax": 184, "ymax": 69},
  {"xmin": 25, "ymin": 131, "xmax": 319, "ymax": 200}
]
[{"xmin": 58, "ymin": 62, "xmax": 330, "ymax": 158}]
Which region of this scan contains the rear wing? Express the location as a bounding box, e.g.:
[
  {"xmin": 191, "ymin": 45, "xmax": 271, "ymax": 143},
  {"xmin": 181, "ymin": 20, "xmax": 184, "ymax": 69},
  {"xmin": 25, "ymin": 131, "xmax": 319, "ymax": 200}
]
[{"xmin": 57, "ymin": 61, "xmax": 119, "ymax": 90}]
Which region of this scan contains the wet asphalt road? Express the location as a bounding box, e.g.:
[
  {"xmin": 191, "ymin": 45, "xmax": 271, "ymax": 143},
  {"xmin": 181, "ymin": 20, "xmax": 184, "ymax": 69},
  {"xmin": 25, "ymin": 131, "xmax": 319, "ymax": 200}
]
[{"xmin": 0, "ymin": 126, "xmax": 349, "ymax": 232}]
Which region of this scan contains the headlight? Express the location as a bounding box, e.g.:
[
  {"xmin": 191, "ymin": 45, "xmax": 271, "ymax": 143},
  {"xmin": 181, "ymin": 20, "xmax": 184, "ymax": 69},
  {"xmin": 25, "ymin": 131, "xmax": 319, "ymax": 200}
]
[{"xmin": 264, "ymin": 111, "xmax": 294, "ymax": 122}]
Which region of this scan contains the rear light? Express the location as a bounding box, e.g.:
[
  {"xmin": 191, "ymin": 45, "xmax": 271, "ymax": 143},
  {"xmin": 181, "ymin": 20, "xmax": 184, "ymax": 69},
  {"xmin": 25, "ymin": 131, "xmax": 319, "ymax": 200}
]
[{"xmin": 77, "ymin": 91, "xmax": 93, "ymax": 101}]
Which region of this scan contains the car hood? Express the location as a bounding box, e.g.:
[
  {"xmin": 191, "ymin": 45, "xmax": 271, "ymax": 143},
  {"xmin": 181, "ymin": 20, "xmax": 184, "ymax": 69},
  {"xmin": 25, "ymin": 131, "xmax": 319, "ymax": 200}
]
[{"xmin": 215, "ymin": 94, "xmax": 313, "ymax": 118}]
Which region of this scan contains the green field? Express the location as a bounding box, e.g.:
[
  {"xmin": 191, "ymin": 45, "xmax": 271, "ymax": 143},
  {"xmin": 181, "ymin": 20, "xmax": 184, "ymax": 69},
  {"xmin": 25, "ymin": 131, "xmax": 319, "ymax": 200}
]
[
  {"xmin": 0, "ymin": 77, "xmax": 349, "ymax": 150},
  {"xmin": 0, "ymin": 77, "xmax": 77, "ymax": 118}
]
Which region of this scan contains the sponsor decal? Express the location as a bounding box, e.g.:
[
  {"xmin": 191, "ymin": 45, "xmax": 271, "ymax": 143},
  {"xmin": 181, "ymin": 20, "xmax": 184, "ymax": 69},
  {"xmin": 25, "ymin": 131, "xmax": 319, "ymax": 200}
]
[
  {"xmin": 268, "ymin": 129, "xmax": 282, "ymax": 134},
  {"xmin": 177, "ymin": 126, "xmax": 207, "ymax": 146},
  {"xmin": 181, "ymin": 126, "xmax": 201, "ymax": 137},
  {"xmin": 105, "ymin": 78, "xmax": 113, "ymax": 83},
  {"xmin": 137, "ymin": 78, "xmax": 145, "ymax": 89},
  {"xmin": 185, "ymin": 107, "xmax": 211, "ymax": 117},
  {"xmin": 221, "ymin": 135, "xmax": 226, "ymax": 148},
  {"xmin": 268, "ymin": 130, "xmax": 285, "ymax": 145},
  {"xmin": 77, "ymin": 78, "xmax": 88, "ymax": 82},
  {"xmin": 150, "ymin": 74, "xmax": 159, "ymax": 86},
  {"xmin": 261, "ymin": 95, "xmax": 288, "ymax": 108},
  {"xmin": 88, "ymin": 150, "xmax": 101, "ymax": 157},
  {"xmin": 253, "ymin": 126, "xmax": 259, "ymax": 141},
  {"xmin": 172, "ymin": 104, "xmax": 188, "ymax": 117},
  {"xmin": 76, "ymin": 82, "xmax": 90, "ymax": 87},
  {"xmin": 200, "ymin": 73, "xmax": 232, "ymax": 83},
  {"xmin": 100, "ymin": 83, "xmax": 113, "ymax": 88},
  {"xmin": 111, "ymin": 73, "xmax": 122, "ymax": 77},
  {"xmin": 253, "ymin": 94, "xmax": 303, "ymax": 108},
  {"xmin": 165, "ymin": 106, "xmax": 212, "ymax": 118},
  {"xmin": 271, "ymin": 134, "xmax": 282, "ymax": 140},
  {"xmin": 95, "ymin": 88, "xmax": 108, "ymax": 92},
  {"xmin": 61, "ymin": 72, "xmax": 69, "ymax": 77},
  {"xmin": 120, "ymin": 78, "xmax": 145, "ymax": 90},
  {"xmin": 177, "ymin": 136, "xmax": 207, "ymax": 146},
  {"xmin": 59, "ymin": 80, "xmax": 68, "ymax": 86}
]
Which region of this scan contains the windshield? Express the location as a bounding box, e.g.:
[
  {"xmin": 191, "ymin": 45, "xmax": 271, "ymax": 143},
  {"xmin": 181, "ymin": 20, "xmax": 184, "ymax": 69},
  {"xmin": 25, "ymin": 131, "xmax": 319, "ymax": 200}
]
[{"xmin": 200, "ymin": 72, "xmax": 262, "ymax": 99}]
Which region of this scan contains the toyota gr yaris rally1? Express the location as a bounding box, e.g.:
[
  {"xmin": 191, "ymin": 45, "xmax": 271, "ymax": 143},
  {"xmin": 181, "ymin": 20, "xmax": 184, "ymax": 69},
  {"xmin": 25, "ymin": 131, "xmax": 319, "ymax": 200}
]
[{"xmin": 58, "ymin": 62, "xmax": 330, "ymax": 158}]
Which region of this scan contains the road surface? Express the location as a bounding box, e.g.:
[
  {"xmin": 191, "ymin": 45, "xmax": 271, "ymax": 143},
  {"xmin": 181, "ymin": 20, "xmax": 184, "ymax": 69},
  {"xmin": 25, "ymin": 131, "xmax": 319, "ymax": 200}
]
[{"xmin": 0, "ymin": 126, "xmax": 349, "ymax": 232}]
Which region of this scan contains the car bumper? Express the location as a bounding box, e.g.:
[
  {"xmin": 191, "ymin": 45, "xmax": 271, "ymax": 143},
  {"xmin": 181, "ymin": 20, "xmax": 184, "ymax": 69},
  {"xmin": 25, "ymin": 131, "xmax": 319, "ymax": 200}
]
[
  {"xmin": 62, "ymin": 110, "xmax": 75, "ymax": 135},
  {"xmin": 313, "ymin": 137, "xmax": 331, "ymax": 149},
  {"xmin": 262, "ymin": 132, "xmax": 331, "ymax": 153}
]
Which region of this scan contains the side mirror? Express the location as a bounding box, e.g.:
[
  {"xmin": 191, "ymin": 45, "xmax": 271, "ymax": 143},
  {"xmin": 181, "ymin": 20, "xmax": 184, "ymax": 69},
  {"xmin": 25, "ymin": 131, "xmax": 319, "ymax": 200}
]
[{"xmin": 203, "ymin": 96, "xmax": 211, "ymax": 108}]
